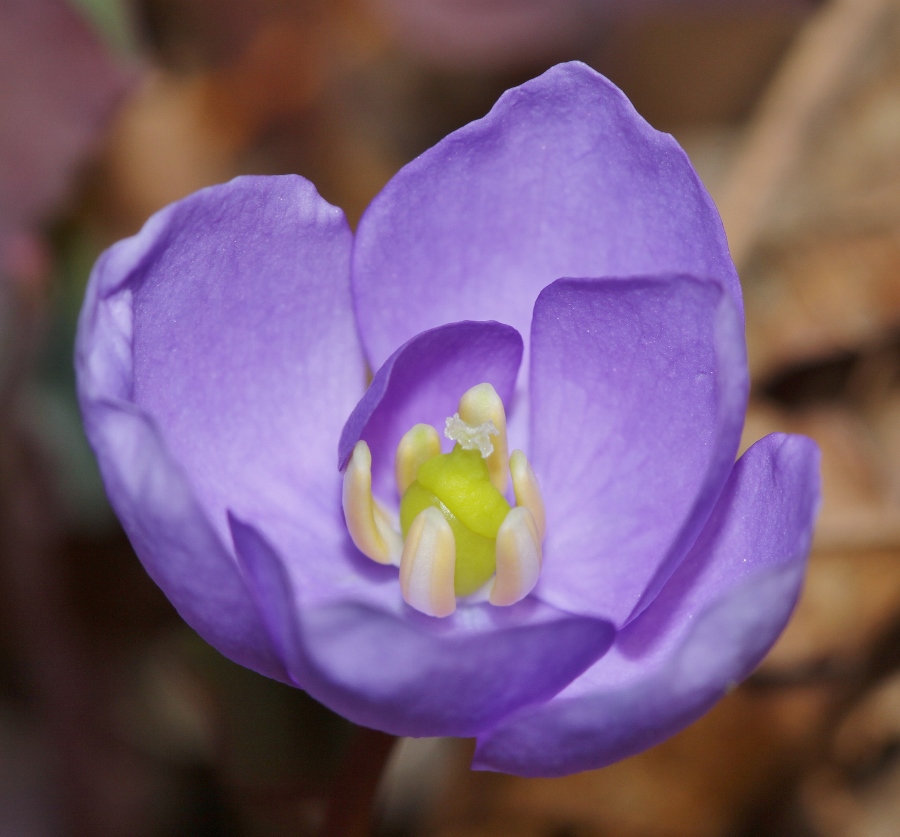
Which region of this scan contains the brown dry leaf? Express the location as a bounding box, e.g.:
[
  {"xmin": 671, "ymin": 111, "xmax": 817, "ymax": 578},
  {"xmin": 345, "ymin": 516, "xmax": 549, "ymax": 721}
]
[
  {"xmin": 96, "ymin": 13, "xmax": 328, "ymax": 238},
  {"xmin": 731, "ymin": 0, "xmax": 900, "ymax": 643},
  {"xmin": 732, "ymin": 0, "xmax": 900, "ymax": 377},
  {"xmin": 426, "ymin": 692, "xmax": 801, "ymax": 837},
  {"xmin": 799, "ymin": 672, "xmax": 900, "ymax": 837},
  {"xmin": 596, "ymin": 11, "xmax": 809, "ymax": 132},
  {"xmin": 746, "ymin": 233, "xmax": 900, "ymax": 381},
  {"xmin": 763, "ymin": 12, "xmax": 900, "ymax": 241},
  {"xmin": 763, "ymin": 548, "xmax": 900, "ymax": 678},
  {"xmin": 430, "ymin": 822, "xmax": 598, "ymax": 837},
  {"xmin": 743, "ymin": 402, "xmax": 900, "ymax": 549}
]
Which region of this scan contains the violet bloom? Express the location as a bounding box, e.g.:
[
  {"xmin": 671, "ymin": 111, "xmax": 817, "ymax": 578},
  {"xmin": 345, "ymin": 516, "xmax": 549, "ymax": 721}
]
[{"xmin": 76, "ymin": 62, "xmax": 819, "ymax": 776}]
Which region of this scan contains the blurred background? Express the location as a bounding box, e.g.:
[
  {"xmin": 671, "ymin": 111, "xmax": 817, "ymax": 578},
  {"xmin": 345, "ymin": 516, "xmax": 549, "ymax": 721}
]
[{"xmin": 3, "ymin": 0, "xmax": 900, "ymax": 834}]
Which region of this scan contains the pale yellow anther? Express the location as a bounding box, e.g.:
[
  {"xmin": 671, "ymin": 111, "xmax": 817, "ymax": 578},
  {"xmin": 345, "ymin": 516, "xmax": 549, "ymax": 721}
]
[
  {"xmin": 399, "ymin": 507, "xmax": 457, "ymax": 617},
  {"xmin": 342, "ymin": 441, "xmax": 403, "ymax": 566},
  {"xmin": 395, "ymin": 424, "xmax": 442, "ymax": 495},
  {"xmin": 490, "ymin": 507, "xmax": 542, "ymax": 607},
  {"xmin": 457, "ymin": 383, "xmax": 509, "ymax": 493},
  {"xmin": 509, "ymin": 449, "xmax": 546, "ymax": 541}
]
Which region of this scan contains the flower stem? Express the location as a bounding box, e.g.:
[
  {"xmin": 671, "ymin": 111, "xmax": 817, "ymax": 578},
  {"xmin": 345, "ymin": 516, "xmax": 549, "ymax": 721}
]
[{"xmin": 322, "ymin": 726, "xmax": 396, "ymax": 837}]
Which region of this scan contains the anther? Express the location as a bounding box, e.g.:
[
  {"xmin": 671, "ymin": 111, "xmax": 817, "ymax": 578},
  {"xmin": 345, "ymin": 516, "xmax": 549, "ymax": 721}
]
[
  {"xmin": 444, "ymin": 414, "xmax": 497, "ymax": 457},
  {"xmin": 342, "ymin": 441, "xmax": 402, "ymax": 565},
  {"xmin": 490, "ymin": 507, "xmax": 542, "ymax": 607},
  {"xmin": 457, "ymin": 383, "xmax": 509, "ymax": 492},
  {"xmin": 395, "ymin": 424, "xmax": 441, "ymax": 494},
  {"xmin": 399, "ymin": 507, "xmax": 457, "ymax": 617},
  {"xmin": 509, "ymin": 449, "xmax": 546, "ymax": 540}
]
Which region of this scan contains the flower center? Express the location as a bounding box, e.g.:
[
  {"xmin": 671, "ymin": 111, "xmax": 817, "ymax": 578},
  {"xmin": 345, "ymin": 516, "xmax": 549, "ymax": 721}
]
[
  {"xmin": 401, "ymin": 445, "xmax": 510, "ymax": 597},
  {"xmin": 341, "ymin": 383, "xmax": 545, "ymax": 617}
]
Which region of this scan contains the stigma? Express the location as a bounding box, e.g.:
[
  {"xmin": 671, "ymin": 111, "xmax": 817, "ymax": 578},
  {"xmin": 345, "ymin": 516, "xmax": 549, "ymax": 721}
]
[{"xmin": 341, "ymin": 383, "xmax": 545, "ymax": 617}]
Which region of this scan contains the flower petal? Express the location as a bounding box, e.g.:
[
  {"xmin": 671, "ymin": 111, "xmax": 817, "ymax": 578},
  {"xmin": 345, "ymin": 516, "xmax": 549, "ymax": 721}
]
[
  {"xmin": 76, "ymin": 175, "xmax": 365, "ymax": 677},
  {"xmin": 338, "ymin": 321, "xmax": 523, "ymax": 504},
  {"xmin": 80, "ymin": 174, "xmax": 365, "ymax": 545},
  {"xmin": 472, "ymin": 433, "xmax": 820, "ymax": 777},
  {"xmin": 231, "ymin": 515, "xmax": 615, "ymax": 738},
  {"xmin": 81, "ymin": 400, "xmax": 287, "ymax": 681},
  {"xmin": 352, "ymin": 61, "xmax": 739, "ymax": 369},
  {"xmin": 530, "ymin": 276, "xmax": 747, "ymax": 624}
]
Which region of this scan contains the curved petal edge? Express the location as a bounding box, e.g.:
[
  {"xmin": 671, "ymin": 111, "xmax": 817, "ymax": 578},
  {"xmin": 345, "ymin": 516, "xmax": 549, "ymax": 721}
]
[
  {"xmin": 83, "ymin": 400, "xmax": 288, "ymax": 682},
  {"xmin": 75, "ymin": 174, "xmax": 365, "ymax": 684},
  {"xmin": 531, "ymin": 275, "xmax": 748, "ymax": 625},
  {"xmin": 338, "ymin": 320, "xmax": 523, "ymax": 503},
  {"xmin": 231, "ymin": 514, "xmax": 616, "ymax": 738},
  {"xmin": 473, "ymin": 433, "xmax": 820, "ymax": 776},
  {"xmin": 352, "ymin": 61, "xmax": 740, "ymax": 369}
]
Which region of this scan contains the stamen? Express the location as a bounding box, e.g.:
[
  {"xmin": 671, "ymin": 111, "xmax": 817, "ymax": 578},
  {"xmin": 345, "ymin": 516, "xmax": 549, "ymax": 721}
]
[
  {"xmin": 395, "ymin": 423, "xmax": 441, "ymax": 494},
  {"xmin": 490, "ymin": 507, "xmax": 542, "ymax": 607},
  {"xmin": 399, "ymin": 507, "xmax": 457, "ymax": 617},
  {"xmin": 342, "ymin": 441, "xmax": 402, "ymax": 565},
  {"xmin": 343, "ymin": 384, "xmax": 546, "ymax": 616},
  {"xmin": 456, "ymin": 383, "xmax": 509, "ymax": 492},
  {"xmin": 444, "ymin": 413, "xmax": 497, "ymax": 458},
  {"xmin": 509, "ymin": 449, "xmax": 546, "ymax": 540}
]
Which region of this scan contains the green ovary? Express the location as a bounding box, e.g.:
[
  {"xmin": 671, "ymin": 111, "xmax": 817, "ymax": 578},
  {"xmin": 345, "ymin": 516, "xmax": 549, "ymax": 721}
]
[{"xmin": 399, "ymin": 446, "xmax": 511, "ymax": 596}]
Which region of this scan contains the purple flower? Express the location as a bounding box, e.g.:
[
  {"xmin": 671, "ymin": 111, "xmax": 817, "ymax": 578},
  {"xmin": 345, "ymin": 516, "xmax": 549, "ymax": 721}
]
[{"xmin": 76, "ymin": 62, "xmax": 819, "ymax": 777}]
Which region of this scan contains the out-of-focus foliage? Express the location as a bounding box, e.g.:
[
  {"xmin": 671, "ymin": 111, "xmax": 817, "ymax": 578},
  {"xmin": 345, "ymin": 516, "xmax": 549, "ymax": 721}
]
[
  {"xmin": 364, "ymin": 0, "xmax": 818, "ymax": 72},
  {"xmin": 0, "ymin": 0, "xmax": 132, "ymax": 280}
]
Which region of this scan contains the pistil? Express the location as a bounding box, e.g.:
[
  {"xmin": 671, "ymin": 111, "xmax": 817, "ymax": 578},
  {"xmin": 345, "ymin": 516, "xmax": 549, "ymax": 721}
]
[{"xmin": 341, "ymin": 383, "xmax": 546, "ymax": 616}]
